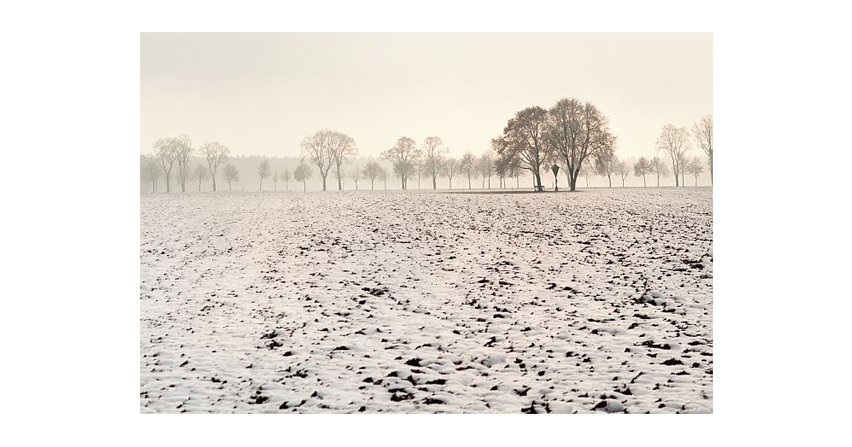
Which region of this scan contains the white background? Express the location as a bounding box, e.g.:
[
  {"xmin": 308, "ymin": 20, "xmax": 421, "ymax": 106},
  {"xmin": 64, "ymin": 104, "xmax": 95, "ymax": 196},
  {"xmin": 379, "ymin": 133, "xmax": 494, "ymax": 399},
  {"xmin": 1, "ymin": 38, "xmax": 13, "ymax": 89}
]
[{"xmin": 1, "ymin": 1, "xmax": 850, "ymax": 445}]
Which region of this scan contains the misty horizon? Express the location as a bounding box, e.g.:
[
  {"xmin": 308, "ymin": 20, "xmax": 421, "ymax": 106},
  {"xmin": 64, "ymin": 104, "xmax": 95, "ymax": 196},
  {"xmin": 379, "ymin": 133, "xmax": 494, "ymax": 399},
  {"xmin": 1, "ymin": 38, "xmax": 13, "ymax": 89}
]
[{"xmin": 141, "ymin": 33, "xmax": 711, "ymax": 160}]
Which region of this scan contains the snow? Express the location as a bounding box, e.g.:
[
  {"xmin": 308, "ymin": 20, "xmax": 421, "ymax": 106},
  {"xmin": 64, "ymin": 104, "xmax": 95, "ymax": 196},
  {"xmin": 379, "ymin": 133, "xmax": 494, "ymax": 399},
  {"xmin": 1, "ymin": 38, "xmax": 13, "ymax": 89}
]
[{"xmin": 140, "ymin": 187, "xmax": 713, "ymax": 413}]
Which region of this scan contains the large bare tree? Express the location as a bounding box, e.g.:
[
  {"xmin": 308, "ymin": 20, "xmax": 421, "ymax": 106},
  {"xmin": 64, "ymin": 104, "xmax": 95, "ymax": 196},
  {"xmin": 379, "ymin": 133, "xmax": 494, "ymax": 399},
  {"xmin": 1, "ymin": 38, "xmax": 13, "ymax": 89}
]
[
  {"xmin": 656, "ymin": 124, "xmax": 691, "ymax": 187},
  {"xmin": 421, "ymin": 136, "xmax": 447, "ymax": 189},
  {"xmin": 693, "ymin": 114, "xmax": 713, "ymax": 184},
  {"xmin": 494, "ymin": 106, "xmax": 552, "ymax": 191},
  {"xmin": 633, "ymin": 157, "xmax": 651, "ymax": 187},
  {"xmin": 381, "ymin": 137, "xmax": 420, "ymax": 190},
  {"xmin": 362, "ymin": 161, "xmax": 382, "ymax": 190},
  {"xmin": 154, "ymin": 137, "xmax": 178, "ymax": 193},
  {"xmin": 172, "ymin": 135, "xmax": 193, "ymax": 193},
  {"xmin": 223, "ymin": 164, "xmax": 239, "ymax": 191},
  {"xmin": 546, "ymin": 98, "xmax": 614, "ymax": 191},
  {"xmin": 201, "ymin": 142, "xmax": 229, "ymax": 192}
]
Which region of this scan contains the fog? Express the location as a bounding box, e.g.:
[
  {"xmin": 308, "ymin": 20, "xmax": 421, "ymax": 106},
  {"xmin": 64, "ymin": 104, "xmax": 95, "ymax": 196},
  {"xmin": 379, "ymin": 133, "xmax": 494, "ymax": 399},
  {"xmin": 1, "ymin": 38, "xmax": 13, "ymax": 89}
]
[{"xmin": 141, "ymin": 33, "xmax": 712, "ymax": 162}]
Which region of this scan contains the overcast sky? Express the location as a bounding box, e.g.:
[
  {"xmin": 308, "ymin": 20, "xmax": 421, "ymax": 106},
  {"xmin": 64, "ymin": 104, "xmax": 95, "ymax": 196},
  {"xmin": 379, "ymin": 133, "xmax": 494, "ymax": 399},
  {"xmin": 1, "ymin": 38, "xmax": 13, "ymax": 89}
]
[{"xmin": 141, "ymin": 33, "xmax": 711, "ymax": 159}]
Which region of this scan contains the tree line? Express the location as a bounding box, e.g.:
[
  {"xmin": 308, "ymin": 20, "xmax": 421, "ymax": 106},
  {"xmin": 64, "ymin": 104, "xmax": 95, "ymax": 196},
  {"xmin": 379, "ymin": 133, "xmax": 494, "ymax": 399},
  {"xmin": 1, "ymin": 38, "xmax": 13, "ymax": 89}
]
[{"xmin": 140, "ymin": 107, "xmax": 712, "ymax": 193}]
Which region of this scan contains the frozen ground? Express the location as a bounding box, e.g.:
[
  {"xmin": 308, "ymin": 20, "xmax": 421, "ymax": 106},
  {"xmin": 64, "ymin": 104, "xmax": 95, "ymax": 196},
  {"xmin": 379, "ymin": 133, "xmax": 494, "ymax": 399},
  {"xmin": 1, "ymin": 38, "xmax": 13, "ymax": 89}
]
[{"xmin": 140, "ymin": 188, "xmax": 712, "ymax": 413}]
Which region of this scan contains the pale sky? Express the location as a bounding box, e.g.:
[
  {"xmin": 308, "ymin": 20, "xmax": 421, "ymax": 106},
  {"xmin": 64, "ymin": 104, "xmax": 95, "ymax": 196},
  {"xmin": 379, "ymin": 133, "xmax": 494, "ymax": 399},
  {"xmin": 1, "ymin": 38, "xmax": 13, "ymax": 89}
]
[{"xmin": 141, "ymin": 33, "xmax": 711, "ymax": 159}]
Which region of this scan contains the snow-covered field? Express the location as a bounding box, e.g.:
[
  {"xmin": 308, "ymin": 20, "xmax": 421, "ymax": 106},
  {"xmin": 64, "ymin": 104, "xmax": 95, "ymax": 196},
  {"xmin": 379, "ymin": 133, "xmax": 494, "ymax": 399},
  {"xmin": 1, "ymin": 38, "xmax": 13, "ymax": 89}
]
[{"xmin": 140, "ymin": 188, "xmax": 712, "ymax": 414}]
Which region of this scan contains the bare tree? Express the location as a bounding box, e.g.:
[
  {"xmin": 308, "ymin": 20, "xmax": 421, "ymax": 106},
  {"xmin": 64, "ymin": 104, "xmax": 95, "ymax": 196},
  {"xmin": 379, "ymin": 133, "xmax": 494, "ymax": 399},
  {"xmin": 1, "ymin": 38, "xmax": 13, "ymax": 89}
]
[
  {"xmin": 477, "ymin": 150, "xmax": 495, "ymax": 189},
  {"xmin": 281, "ymin": 169, "xmax": 291, "ymax": 191},
  {"xmin": 546, "ymin": 98, "xmax": 614, "ymax": 191},
  {"xmin": 201, "ymin": 142, "xmax": 229, "ymax": 192},
  {"xmin": 172, "ymin": 135, "xmax": 193, "ymax": 192},
  {"xmin": 154, "ymin": 137, "xmax": 178, "ymax": 193},
  {"xmin": 494, "ymin": 106, "xmax": 552, "ymax": 191},
  {"xmin": 329, "ymin": 131, "xmax": 357, "ymax": 190},
  {"xmin": 348, "ymin": 163, "xmax": 362, "ymax": 190},
  {"xmin": 421, "ymin": 136, "xmax": 447, "ymax": 189},
  {"xmin": 379, "ymin": 167, "xmax": 388, "ymax": 190},
  {"xmin": 495, "ymin": 153, "xmax": 513, "ymax": 189},
  {"xmin": 687, "ymin": 156, "xmax": 705, "ymax": 186},
  {"xmin": 442, "ymin": 157, "xmax": 458, "ymax": 189},
  {"xmin": 656, "ymin": 124, "xmax": 691, "ymax": 187},
  {"xmin": 257, "ymin": 159, "xmax": 271, "ymax": 191},
  {"xmin": 300, "ymin": 130, "xmax": 335, "ymax": 191},
  {"xmin": 509, "ymin": 161, "xmax": 522, "ymax": 189},
  {"xmin": 192, "ymin": 163, "xmax": 209, "ymax": 192},
  {"xmin": 381, "ymin": 137, "xmax": 420, "ymax": 190},
  {"xmin": 579, "ymin": 162, "xmax": 592, "ymax": 188},
  {"xmin": 633, "ymin": 157, "xmax": 651, "ymax": 187},
  {"xmin": 293, "ymin": 161, "xmax": 312, "ymax": 192},
  {"xmin": 459, "ymin": 152, "xmax": 478, "ymax": 189},
  {"xmin": 693, "ymin": 114, "xmax": 713, "ymax": 184},
  {"xmin": 595, "ymin": 150, "xmax": 617, "ymax": 188},
  {"xmin": 223, "ymin": 164, "xmax": 239, "ymax": 191},
  {"xmin": 362, "ymin": 161, "xmax": 382, "ymax": 190},
  {"xmin": 650, "ymin": 156, "xmax": 670, "ymax": 187},
  {"xmin": 616, "ymin": 159, "xmax": 630, "ymax": 187},
  {"xmin": 141, "ymin": 155, "xmax": 162, "ymax": 193},
  {"xmin": 272, "ymin": 172, "xmax": 279, "ymax": 192}
]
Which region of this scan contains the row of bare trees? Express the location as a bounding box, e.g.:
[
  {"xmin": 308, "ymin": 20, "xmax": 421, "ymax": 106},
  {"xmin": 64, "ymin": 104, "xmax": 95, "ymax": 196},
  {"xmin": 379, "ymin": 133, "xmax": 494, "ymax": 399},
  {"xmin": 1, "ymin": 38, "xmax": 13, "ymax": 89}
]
[
  {"xmin": 143, "ymin": 113, "xmax": 711, "ymax": 192},
  {"xmin": 655, "ymin": 115, "xmax": 713, "ymax": 186},
  {"xmin": 144, "ymin": 136, "xmax": 232, "ymax": 192}
]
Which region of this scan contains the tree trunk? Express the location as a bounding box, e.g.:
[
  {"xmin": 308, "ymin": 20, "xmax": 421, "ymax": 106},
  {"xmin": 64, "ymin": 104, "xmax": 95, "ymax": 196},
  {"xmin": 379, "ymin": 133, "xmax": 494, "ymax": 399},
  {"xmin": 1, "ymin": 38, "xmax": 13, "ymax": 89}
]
[
  {"xmin": 371, "ymin": 179, "xmax": 374, "ymax": 190},
  {"xmin": 468, "ymin": 175, "xmax": 471, "ymax": 189},
  {"xmin": 228, "ymin": 181, "xmax": 232, "ymax": 192},
  {"xmin": 321, "ymin": 175, "xmax": 327, "ymax": 191},
  {"xmin": 607, "ymin": 174, "xmax": 612, "ymax": 188},
  {"xmin": 303, "ymin": 180, "xmax": 306, "ymax": 192},
  {"xmin": 259, "ymin": 178, "xmax": 263, "ymax": 191},
  {"xmin": 643, "ymin": 174, "xmax": 646, "ymax": 187},
  {"xmin": 337, "ymin": 165, "xmax": 343, "ymax": 190},
  {"xmin": 212, "ymin": 175, "xmax": 217, "ymax": 192}
]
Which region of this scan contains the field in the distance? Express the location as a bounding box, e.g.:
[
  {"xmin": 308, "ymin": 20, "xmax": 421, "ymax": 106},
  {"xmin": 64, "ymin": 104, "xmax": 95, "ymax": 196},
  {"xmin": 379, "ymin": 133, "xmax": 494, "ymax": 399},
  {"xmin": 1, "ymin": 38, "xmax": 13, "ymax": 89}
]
[{"xmin": 140, "ymin": 188, "xmax": 713, "ymax": 413}]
